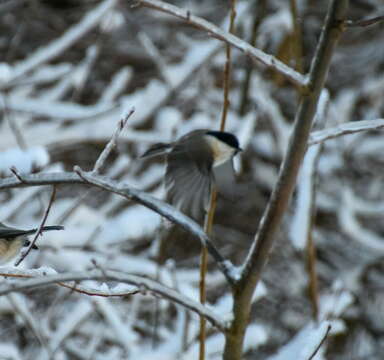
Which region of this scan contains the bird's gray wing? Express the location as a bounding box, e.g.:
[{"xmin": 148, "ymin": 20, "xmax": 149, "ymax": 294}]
[
  {"xmin": 212, "ymin": 159, "xmax": 236, "ymax": 201},
  {"xmin": 165, "ymin": 145, "xmax": 213, "ymax": 222}
]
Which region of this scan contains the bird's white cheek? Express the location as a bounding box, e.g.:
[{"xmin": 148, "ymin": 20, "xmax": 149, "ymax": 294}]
[
  {"xmin": 0, "ymin": 238, "xmax": 23, "ymax": 264},
  {"xmin": 206, "ymin": 137, "xmax": 237, "ymax": 167},
  {"xmin": 213, "ymin": 148, "xmax": 236, "ymax": 167}
]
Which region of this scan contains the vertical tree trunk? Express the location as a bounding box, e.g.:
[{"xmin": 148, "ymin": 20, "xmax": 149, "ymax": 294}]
[{"xmin": 223, "ymin": 0, "xmax": 349, "ymax": 358}]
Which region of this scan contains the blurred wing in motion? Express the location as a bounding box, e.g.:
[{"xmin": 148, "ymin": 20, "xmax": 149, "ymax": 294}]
[{"xmin": 165, "ymin": 136, "xmax": 213, "ymax": 222}]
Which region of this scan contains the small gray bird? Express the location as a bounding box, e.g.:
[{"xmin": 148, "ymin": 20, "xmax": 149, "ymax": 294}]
[
  {"xmin": 141, "ymin": 129, "xmax": 242, "ymax": 221},
  {"xmin": 0, "ymin": 222, "xmax": 64, "ymax": 264}
]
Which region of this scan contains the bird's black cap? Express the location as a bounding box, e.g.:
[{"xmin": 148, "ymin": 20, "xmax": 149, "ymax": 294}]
[{"xmin": 206, "ymin": 131, "xmax": 241, "ymax": 151}]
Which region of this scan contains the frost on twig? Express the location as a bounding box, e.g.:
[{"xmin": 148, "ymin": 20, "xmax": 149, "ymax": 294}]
[
  {"xmin": 0, "ymin": 269, "xmax": 227, "ymax": 332},
  {"xmin": 14, "ymin": 186, "xmax": 57, "ymax": 266},
  {"xmin": 92, "ymin": 107, "xmax": 135, "ymax": 174},
  {"xmin": 134, "ymin": 0, "xmax": 306, "ymax": 88},
  {"xmin": 309, "ymin": 118, "xmax": 384, "ymax": 146}
]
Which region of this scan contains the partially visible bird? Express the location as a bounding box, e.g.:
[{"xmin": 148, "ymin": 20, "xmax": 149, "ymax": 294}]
[
  {"xmin": 141, "ymin": 129, "xmax": 242, "ymax": 222},
  {"xmin": 0, "ymin": 222, "xmax": 64, "ymax": 264}
]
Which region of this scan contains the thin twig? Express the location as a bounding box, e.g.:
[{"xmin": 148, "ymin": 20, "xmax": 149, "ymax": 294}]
[
  {"xmin": 92, "ymin": 107, "xmax": 135, "ymax": 174},
  {"xmin": 345, "ymin": 15, "xmax": 384, "ymax": 28},
  {"xmin": 199, "ymin": 3, "xmax": 237, "ymax": 357},
  {"xmin": 307, "ymin": 324, "xmax": 332, "ymax": 360},
  {"xmin": 15, "ymin": 186, "xmax": 57, "ymax": 266},
  {"xmin": 307, "ymin": 231, "xmax": 319, "ymax": 320},
  {"xmin": 59, "ymin": 282, "xmax": 140, "ymax": 297},
  {"xmin": 0, "ymin": 269, "xmax": 227, "ymax": 332},
  {"xmin": 10, "ymin": 166, "xmax": 25, "ymax": 182},
  {"xmin": 304, "ymin": 93, "xmax": 328, "ymax": 321},
  {"xmin": 220, "ymin": 0, "xmax": 237, "ymax": 131},
  {"xmin": 308, "ymin": 118, "xmax": 384, "ymax": 146},
  {"xmin": 289, "ymin": 0, "xmax": 304, "ymax": 73},
  {"xmin": 133, "ymin": 0, "xmax": 307, "ymax": 89},
  {"xmin": 0, "ymin": 271, "xmax": 139, "ymax": 297},
  {"xmin": 304, "ymin": 146, "xmax": 323, "ymax": 321},
  {"xmin": 238, "ymin": 0, "xmax": 267, "ymax": 115}
]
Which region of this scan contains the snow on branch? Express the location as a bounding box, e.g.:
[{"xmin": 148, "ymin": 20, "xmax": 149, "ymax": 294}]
[
  {"xmin": 92, "ymin": 108, "xmax": 135, "ymax": 174},
  {"xmin": 0, "ymin": 170, "xmax": 236, "ymax": 285},
  {"xmin": 309, "ymin": 118, "xmax": 384, "ymax": 146},
  {"xmin": 0, "ymin": 269, "xmax": 227, "ymax": 332},
  {"xmin": 132, "ymin": 0, "xmax": 307, "ymax": 88},
  {"xmin": 0, "ymin": 268, "xmax": 140, "ymax": 297}
]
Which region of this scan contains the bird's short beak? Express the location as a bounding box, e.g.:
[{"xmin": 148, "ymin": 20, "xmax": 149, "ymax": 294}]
[{"xmin": 237, "ymin": 148, "xmax": 243, "ymax": 154}]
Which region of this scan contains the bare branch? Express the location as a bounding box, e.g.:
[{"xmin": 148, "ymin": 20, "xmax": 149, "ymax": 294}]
[
  {"xmin": 92, "ymin": 107, "xmax": 135, "ymax": 174},
  {"xmin": 308, "ymin": 118, "xmax": 384, "ymax": 146},
  {"xmin": 0, "ymin": 269, "xmax": 227, "ymax": 332},
  {"xmin": 15, "ymin": 186, "xmax": 57, "ymax": 266},
  {"xmin": 10, "ymin": 166, "xmax": 25, "ymax": 182},
  {"xmin": 0, "ymin": 171, "xmax": 236, "ymax": 285},
  {"xmin": 240, "ymin": 0, "xmax": 348, "ymax": 294},
  {"xmin": 223, "ymin": 1, "xmax": 349, "ymax": 359},
  {"xmin": 0, "ymin": 270, "xmax": 139, "ymax": 297},
  {"xmin": 58, "ymin": 281, "xmax": 140, "ymax": 298},
  {"xmin": 345, "ymin": 15, "xmax": 384, "ymax": 28},
  {"xmin": 74, "ymin": 167, "xmax": 236, "ymax": 285},
  {"xmin": 133, "ymin": 0, "xmax": 307, "ymax": 89},
  {"xmin": 219, "ymin": 0, "xmax": 237, "ymax": 131}
]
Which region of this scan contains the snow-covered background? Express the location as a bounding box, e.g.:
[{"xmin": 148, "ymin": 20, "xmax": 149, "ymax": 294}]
[{"xmin": 1, "ymin": 0, "xmax": 384, "ymax": 358}]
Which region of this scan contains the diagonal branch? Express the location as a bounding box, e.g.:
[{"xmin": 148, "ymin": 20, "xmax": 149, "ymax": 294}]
[
  {"xmin": 15, "ymin": 186, "xmax": 57, "ymax": 266},
  {"xmin": 74, "ymin": 167, "xmax": 236, "ymax": 285},
  {"xmin": 239, "ymin": 0, "xmax": 349, "ymax": 296},
  {"xmin": 0, "ymin": 270, "xmax": 140, "ymax": 297},
  {"xmin": 0, "ymin": 170, "xmax": 236, "ymax": 285},
  {"xmin": 92, "ymin": 107, "xmax": 135, "ymax": 174},
  {"xmin": 133, "ymin": 0, "xmax": 307, "ymax": 89},
  {"xmin": 0, "ymin": 269, "xmax": 227, "ymax": 332},
  {"xmin": 345, "ymin": 15, "xmax": 384, "ymax": 28},
  {"xmin": 308, "ymin": 118, "xmax": 384, "ymax": 146},
  {"xmin": 223, "ymin": 1, "xmax": 349, "ymax": 359}
]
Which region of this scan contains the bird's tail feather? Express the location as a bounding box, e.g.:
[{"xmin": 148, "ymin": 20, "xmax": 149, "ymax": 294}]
[{"xmin": 23, "ymin": 225, "xmax": 64, "ymax": 236}]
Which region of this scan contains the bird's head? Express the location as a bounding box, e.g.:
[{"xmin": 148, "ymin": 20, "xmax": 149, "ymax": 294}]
[{"xmin": 205, "ymin": 131, "xmax": 242, "ymax": 167}]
